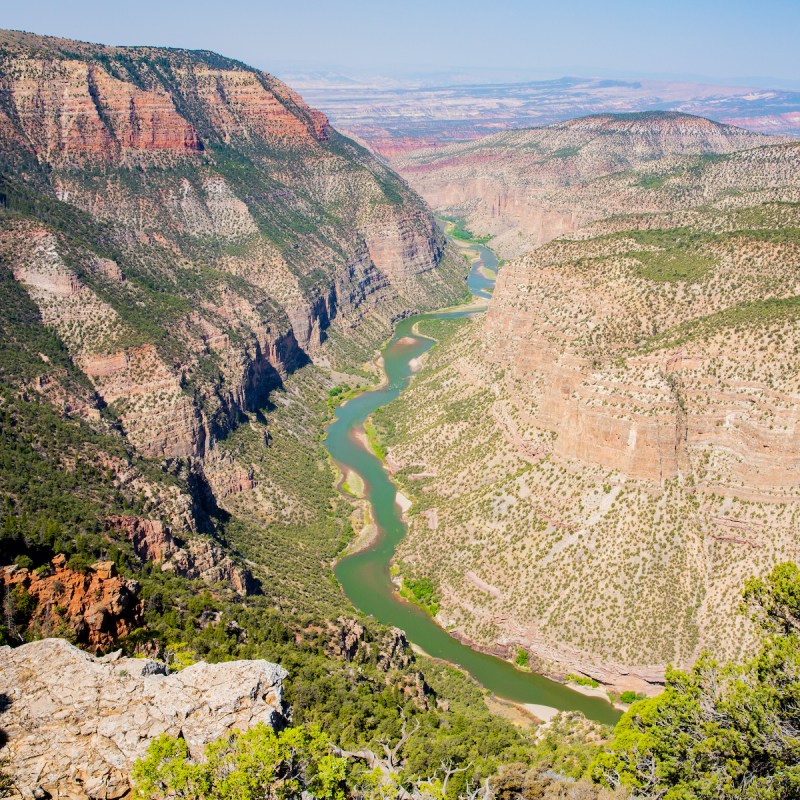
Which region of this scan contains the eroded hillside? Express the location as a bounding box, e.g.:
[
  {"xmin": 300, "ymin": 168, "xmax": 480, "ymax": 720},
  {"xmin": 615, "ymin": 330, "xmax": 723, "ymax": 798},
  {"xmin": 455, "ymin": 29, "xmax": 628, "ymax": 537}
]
[
  {"xmin": 0, "ymin": 29, "xmax": 467, "ymax": 641},
  {"xmin": 395, "ymin": 112, "xmax": 785, "ymax": 258},
  {"xmin": 375, "ymin": 139, "xmax": 800, "ymax": 692}
]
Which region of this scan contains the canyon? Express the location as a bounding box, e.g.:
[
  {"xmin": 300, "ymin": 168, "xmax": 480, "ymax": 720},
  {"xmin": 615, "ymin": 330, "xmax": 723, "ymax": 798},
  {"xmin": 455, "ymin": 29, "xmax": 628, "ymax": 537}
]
[
  {"xmin": 0, "ymin": 31, "xmax": 490, "ymax": 795},
  {"xmin": 374, "ymin": 115, "xmax": 800, "ymax": 692},
  {"xmin": 0, "ymin": 29, "xmax": 467, "ymax": 641},
  {"xmin": 394, "ymin": 112, "xmax": 782, "ymax": 258},
  {"xmin": 1, "ymin": 23, "xmax": 800, "ymax": 800},
  {"xmin": 0, "ymin": 27, "xmax": 465, "ymax": 462}
]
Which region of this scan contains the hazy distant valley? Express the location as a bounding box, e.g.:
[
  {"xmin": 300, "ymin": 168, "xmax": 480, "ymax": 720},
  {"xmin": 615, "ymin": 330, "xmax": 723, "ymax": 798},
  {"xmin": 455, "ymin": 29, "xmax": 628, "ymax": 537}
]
[{"xmin": 291, "ymin": 73, "xmax": 800, "ymax": 156}]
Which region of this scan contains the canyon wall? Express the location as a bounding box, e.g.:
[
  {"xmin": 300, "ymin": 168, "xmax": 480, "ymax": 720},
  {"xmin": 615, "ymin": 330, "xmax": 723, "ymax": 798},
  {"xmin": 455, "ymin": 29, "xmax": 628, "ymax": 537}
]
[
  {"xmin": 0, "ymin": 29, "xmax": 466, "ymax": 650},
  {"xmin": 0, "ymin": 28, "xmax": 465, "ymax": 460},
  {"xmin": 378, "ymin": 133, "xmax": 800, "ymax": 690},
  {"xmin": 394, "ymin": 112, "xmax": 783, "ymax": 258}
]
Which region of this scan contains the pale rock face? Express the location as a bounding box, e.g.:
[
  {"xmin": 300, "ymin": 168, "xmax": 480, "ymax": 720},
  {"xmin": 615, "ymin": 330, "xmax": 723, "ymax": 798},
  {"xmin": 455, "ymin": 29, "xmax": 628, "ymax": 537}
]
[
  {"xmin": 0, "ymin": 639, "xmax": 287, "ymax": 800},
  {"xmin": 0, "ymin": 58, "xmax": 202, "ymax": 160},
  {"xmin": 8, "ymin": 229, "xmax": 206, "ymax": 459}
]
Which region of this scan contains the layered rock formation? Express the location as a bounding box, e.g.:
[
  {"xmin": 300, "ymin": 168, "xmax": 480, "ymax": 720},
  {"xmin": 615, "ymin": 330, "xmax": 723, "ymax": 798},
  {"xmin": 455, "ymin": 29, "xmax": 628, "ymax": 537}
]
[
  {"xmin": 322, "ymin": 618, "xmax": 433, "ymax": 709},
  {"xmin": 106, "ymin": 515, "xmax": 256, "ymax": 596},
  {"xmin": 0, "ymin": 638, "xmax": 287, "ymax": 799},
  {"xmin": 376, "ymin": 133, "xmax": 800, "ymax": 690},
  {"xmin": 0, "ymin": 29, "xmax": 465, "ymax": 460},
  {"xmin": 0, "ymin": 29, "xmax": 466, "ymax": 617},
  {"xmin": 394, "ymin": 112, "xmax": 782, "ymax": 258}
]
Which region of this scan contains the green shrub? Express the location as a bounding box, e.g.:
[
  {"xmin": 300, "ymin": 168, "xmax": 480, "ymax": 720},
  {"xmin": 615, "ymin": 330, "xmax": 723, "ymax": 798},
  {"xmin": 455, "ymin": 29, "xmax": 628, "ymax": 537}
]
[
  {"xmin": 400, "ymin": 575, "xmax": 440, "ymax": 617},
  {"xmin": 66, "ymin": 553, "xmax": 96, "ymax": 574},
  {"xmin": 552, "ymin": 146, "xmax": 581, "ymax": 159},
  {"xmin": 132, "ymin": 723, "xmax": 350, "ymax": 800},
  {"xmin": 632, "ymin": 249, "xmax": 715, "ymax": 283},
  {"xmin": 363, "ymin": 419, "xmax": 387, "ymax": 460},
  {"xmin": 592, "ymin": 563, "xmax": 800, "ymax": 799},
  {"xmin": 566, "ymin": 674, "xmax": 600, "ymax": 689}
]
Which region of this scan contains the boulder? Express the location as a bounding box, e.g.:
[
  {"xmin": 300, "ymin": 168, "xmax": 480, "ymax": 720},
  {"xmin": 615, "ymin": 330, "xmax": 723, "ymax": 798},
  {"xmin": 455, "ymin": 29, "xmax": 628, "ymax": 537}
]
[{"xmin": 0, "ymin": 638, "xmax": 287, "ymax": 799}]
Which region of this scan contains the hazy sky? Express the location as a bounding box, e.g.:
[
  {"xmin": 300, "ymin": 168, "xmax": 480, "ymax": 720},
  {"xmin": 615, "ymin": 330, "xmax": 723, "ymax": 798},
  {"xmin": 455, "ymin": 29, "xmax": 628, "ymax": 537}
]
[{"xmin": 3, "ymin": 0, "xmax": 799, "ymax": 84}]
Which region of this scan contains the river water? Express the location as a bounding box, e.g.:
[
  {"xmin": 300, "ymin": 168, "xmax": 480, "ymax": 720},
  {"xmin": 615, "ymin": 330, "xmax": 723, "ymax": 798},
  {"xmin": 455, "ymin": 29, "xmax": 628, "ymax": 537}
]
[{"xmin": 327, "ymin": 240, "xmax": 620, "ymax": 726}]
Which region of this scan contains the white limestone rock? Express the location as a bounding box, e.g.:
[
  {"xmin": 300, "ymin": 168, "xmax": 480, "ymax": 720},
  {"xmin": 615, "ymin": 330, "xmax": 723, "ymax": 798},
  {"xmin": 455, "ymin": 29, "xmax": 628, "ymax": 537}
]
[{"xmin": 0, "ymin": 638, "xmax": 287, "ymax": 799}]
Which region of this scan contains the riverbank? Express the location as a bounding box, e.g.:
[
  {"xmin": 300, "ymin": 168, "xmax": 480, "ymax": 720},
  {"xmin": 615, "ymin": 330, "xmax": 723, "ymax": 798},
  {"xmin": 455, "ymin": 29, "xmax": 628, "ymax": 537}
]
[{"xmin": 325, "ymin": 235, "xmax": 620, "ymax": 726}]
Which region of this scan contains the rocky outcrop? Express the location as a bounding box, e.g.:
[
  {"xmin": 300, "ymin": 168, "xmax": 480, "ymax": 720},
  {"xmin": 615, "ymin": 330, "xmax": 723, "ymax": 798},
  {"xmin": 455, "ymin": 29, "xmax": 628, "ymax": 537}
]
[
  {"xmin": 376, "ymin": 627, "xmax": 415, "ymax": 673},
  {"xmin": 326, "ymin": 617, "xmax": 412, "ymax": 671},
  {"xmin": 171, "ymin": 538, "xmax": 257, "ymax": 596},
  {"xmin": 322, "ymin": 619, "xmax": 431, "ymax": 708},
  {"xmin": 106, "ymin": 515, "xmax": 256, "ymax": 596},
  {"xmin": 327, "ymin": 616, "xmax": 371, "ymax": 663},
  {"xmin": 0, "ymin": 556, "xmax": 141, "ymax": 652},
  {"xmin": 0, "ymin": 638, "xmax": 287, "ymax": 799},
  {"xmin": 106, "ymin": 516, "xmax": 175, "ymax": 563}
]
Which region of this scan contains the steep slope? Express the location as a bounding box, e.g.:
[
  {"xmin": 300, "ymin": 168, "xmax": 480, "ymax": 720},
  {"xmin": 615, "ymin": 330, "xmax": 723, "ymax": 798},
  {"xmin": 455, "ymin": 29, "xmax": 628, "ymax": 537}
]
[
  {"xmin": 0, "ymin": 32, "xmax": 622, "ymax": 800},
  {"xmin": 374, "ymin": 141, "xmax": 800, "ymax": 692},
  {"xmin": 395, "ymin": 112, "xmax": 783, "ymax": 258},
  {"xmin": 0, "ymin": 30, "xmax": 466, "ymax": 648},
  {"xmin": 0, "ymin": 30, "xmax": 466, "ymax": 457}
]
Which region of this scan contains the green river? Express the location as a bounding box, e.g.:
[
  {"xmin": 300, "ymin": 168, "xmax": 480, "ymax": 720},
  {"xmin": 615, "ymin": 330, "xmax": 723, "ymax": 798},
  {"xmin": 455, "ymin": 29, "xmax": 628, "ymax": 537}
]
[{"xmin": 328, "ymin": 239, "xmax": 620, "ymax": 727}]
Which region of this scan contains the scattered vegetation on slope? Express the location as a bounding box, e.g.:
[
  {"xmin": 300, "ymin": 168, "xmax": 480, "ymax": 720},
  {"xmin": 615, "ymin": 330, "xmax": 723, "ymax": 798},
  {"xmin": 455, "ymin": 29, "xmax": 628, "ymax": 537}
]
[
  {"xmin": 592, "ymin": 563, "xmax": 800, "ymax": 800},
  {"xmin": 371, "ymin": 198, "xmax": 800, "ymax": 673}
]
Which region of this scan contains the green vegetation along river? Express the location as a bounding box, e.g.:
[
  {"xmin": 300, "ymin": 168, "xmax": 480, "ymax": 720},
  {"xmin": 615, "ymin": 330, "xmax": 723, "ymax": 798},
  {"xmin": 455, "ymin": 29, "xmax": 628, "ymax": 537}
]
[{"xmin": 328, "ymin": 240, "xmax": 620, "ymax": 726}]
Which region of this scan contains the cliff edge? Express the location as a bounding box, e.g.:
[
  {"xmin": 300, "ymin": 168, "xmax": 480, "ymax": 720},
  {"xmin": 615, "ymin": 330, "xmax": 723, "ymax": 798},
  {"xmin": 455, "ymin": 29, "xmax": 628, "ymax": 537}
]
[{"xmin": 0, "ymin": 638, "xmax": 287, "ymax": 799}]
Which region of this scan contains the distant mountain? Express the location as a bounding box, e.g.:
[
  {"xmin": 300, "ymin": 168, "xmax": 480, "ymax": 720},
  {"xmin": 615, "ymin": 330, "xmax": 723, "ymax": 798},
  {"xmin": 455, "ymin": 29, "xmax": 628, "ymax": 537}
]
[{"xmin": 396, "ymin": 111, "xmax": 781, "ymax": 258}]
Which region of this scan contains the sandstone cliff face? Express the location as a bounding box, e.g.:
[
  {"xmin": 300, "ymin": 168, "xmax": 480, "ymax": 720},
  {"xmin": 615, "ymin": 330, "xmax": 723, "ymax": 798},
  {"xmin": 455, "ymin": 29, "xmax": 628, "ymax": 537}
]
[
  {"xmin": 0, "ymin": 30, "xmax": 466, "ymax": 644},
  {"xmin": 0, "ymin": 30, "xmax": 331, "ymax": 162},
  {"xmin": 378, "ymin": 141, "xmax": 800, "ymax": 685},
  {"xmin": 0, "ymin": 638, "xmax": 287, "ymax": 799},
  {"xmin": 0, "ymin": 57, "xmax": 202, "ymax": 160},
  {"xmin": 0, "ymin": 29, "xmax": 465, "ymax": 462},
  {"xmin": 394, "ymin": 112, "xmax": 783, "ymax": 258},
  {"xmin": 0, "ymin": 556, "xmax": 141, "ymax": 651}
]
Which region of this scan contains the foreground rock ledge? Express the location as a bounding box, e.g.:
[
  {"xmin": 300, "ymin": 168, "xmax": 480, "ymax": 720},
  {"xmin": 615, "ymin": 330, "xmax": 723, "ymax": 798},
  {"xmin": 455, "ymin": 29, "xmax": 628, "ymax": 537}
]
[{"xmin": 0, "ymin": 638, "xmax": 288, "ymax": 800}]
